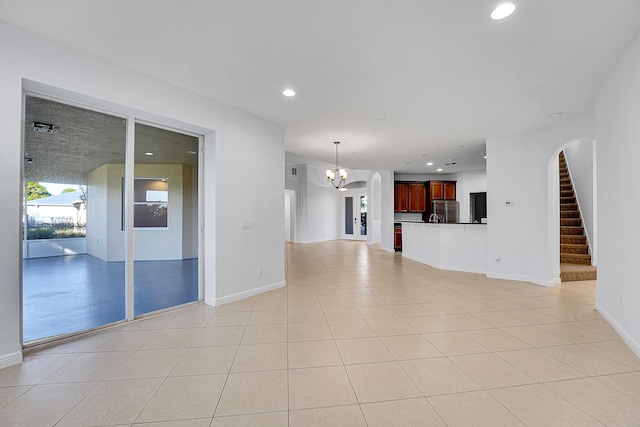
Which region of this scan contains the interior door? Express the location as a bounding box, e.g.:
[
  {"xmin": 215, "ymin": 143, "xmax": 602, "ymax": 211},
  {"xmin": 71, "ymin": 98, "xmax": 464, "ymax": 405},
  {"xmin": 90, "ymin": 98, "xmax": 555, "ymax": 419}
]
[{"xmin": 342, "ymin": 193, "xmax": 367, "ymax": 240}]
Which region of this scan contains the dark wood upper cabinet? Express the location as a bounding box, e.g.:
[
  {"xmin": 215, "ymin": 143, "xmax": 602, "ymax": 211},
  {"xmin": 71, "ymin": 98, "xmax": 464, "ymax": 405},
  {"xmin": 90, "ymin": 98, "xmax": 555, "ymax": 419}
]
[
  {"xmin": 444, "ymin": 182, "xmax": 456, "ymax": 200},
  {"xmin": 394, "ymin": 182, "xmax": 426, "ymax": 213},
  {"xmin": 394, "ymin": 183, "xmax": 409, "ymax": 212},
  {"xmin": 408, "ymin": 183, "xmax": 426, "ymax": 212},
  {"xmin": 430, "ymin": 181, "xmax": 444, "ymax": 200},
  {"xmin": 424, "ymin": 180, "xmax": 457, "ymax": 219}
]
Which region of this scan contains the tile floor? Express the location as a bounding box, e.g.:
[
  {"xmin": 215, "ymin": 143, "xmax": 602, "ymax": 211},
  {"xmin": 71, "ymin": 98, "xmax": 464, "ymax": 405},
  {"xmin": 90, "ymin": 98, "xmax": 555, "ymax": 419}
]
[{"xmin": 2, "ymin": 240, "xmax": 640, "ymax": 426}]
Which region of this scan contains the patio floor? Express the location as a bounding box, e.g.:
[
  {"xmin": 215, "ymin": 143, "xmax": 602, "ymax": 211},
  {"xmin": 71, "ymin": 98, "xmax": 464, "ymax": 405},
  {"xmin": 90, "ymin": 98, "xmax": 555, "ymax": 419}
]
[{"xmin": 22, "ymin": 254, "xmax": 198, "ymax": 342}]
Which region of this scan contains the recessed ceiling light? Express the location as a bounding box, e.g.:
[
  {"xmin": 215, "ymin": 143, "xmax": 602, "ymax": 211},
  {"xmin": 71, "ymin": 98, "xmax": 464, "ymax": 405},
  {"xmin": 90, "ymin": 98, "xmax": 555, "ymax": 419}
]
[
  {"xmin": 282, "ymin": 89, "xmax": 296, "ymax": 97},
  {"xmin": 436, "ymin": 168, "xmax": 443, "ymax": 172},
  {"xmin": 145, "ymin": 152, "xmax": 154, "ymax": 156},
  {"xmin": 33, "ymin": 122, "xmax": 55, "ymax": 133},
  {"xmin": 426, "ymin": 162, "xmax": 434, "ymax": 166},
  {"xmin": 491, "ymin": 2, "xmax": 515, "ymax": 20}
]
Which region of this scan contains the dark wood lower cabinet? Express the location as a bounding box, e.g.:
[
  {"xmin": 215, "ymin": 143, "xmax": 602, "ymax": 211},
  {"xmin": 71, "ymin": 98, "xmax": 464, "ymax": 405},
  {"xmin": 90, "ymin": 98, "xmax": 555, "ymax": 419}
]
[{"xmin": 394, "ymin": 225, "xmax": 402, "ymax": 251}]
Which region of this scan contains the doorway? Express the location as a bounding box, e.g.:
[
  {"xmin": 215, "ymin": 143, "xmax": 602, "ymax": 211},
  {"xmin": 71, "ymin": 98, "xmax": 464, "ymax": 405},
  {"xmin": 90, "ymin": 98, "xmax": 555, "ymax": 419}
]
[
  {"xmin": 284, "ymin": 190, "xmax": 292, "ymax": 242},
  {"xmin": 470, "ymin": 192, "xmax": 487, "ymax": 223},
  {"xmin": 22, "ymin": 94, "xmax": 202, "ymax": 343},
  {"xmin": 342, "ymin": 192, "xmax": 367, "ymax": 241}
]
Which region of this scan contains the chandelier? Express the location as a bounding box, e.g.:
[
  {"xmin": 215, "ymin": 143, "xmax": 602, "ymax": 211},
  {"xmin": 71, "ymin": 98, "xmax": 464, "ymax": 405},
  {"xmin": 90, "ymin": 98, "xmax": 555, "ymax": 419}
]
[{"xmin": 326, "ymin": 141, "xmax": 348, "ymax": 191}]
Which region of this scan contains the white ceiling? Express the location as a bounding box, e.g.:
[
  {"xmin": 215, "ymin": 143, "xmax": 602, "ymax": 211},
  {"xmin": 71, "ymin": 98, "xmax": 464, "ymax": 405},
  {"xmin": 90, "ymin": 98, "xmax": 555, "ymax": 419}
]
[{"xmin": 2, "ymin": 0, "xmax": 640, "ymax": 174}]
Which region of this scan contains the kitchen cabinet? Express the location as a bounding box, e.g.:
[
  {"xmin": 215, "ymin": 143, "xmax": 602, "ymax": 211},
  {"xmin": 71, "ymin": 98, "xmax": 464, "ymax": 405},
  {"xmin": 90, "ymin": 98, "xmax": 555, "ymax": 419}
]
[
  {"xmin": 424, "ymin": 180, "xmax": 456, "ymax": 220},
  {"xmin": 408, "ymin": 183, "xmax": 426, "ymax": 212},
  {"xmin": 394, "ymin": 182, "xmax": 426, "ymax": 213},
  {"xmin": 394, "ymin": 224, "xmax": 402, "ymax": 251},
  {"xmin": 444, "ymin": 182, "xmax": 456, "ymax": 200},
  {"xmin": 428, "ymin": 181, "xmax": 456, "ymax": 201},
  {"xmin": 394, "ymin": 183, "xmax": 409, "ymax": 212}
]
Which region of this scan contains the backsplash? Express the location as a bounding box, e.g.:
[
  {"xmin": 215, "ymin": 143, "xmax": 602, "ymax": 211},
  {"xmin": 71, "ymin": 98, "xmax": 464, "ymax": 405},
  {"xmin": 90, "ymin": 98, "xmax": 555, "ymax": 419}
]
[{"xmin": 394, "ymin": 212, "xmax": 423, "ymax": 222}]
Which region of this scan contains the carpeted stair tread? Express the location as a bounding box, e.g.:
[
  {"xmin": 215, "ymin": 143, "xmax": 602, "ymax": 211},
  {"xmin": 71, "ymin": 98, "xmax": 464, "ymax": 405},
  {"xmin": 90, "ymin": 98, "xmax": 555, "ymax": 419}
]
[
  {"xmin": 561, "ymin": 226, "xmax": 584, "ymax": 235},
  {"xmin": 560, "ymin": 263, "xmax": 597, "ymax": 282},
  {"xmin": 560, "ymin": 253, "xmax": 592, "ymax": 265},
  {"xmin": 561, "ymin": 235, "xmax": 586, "ymax": 244},
  {"xmin": 560, "ymin": 243, "xmax": 589, "ymax": 254}
]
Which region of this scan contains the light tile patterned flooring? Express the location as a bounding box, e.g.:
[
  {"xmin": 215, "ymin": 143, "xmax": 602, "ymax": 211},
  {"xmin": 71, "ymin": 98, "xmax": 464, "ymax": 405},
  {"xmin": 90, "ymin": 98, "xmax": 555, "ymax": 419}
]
[{"xmin": 1, "ymin": 240, "xmax": 640, "ymax": 426}]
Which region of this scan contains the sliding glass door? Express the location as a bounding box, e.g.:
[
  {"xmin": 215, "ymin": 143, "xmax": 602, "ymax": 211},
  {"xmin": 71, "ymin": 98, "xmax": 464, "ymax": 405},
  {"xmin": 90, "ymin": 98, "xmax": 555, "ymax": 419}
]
[
  {"xmin": 22, "ymin": 95, "xmax": 201, "ymax": 343},
  {"xmin": 22, "ymin": 95, "xmax": 127, "ymax": 341},
  {"xmin": 133, "ymin": 123, "xmax": 199, "ymax": 315}
]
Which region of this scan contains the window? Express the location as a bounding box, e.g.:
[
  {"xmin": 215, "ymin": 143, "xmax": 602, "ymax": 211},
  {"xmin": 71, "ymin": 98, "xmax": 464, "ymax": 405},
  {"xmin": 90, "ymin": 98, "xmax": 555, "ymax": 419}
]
[{"xmin": 125, "ymin": 178, "xmax": 169, "ymax": 228}]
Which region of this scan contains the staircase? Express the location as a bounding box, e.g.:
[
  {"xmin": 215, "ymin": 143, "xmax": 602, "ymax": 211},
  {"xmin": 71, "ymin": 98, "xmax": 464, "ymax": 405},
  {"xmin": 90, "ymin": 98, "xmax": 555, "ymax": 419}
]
[{"xmin": 559, "ymin": 152, "xmax": 597, "ymax": 282}]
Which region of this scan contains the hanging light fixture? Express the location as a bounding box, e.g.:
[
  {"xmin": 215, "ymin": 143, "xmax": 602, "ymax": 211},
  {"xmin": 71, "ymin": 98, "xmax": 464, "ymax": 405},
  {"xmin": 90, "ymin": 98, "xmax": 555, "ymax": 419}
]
[{"xmin": 326, "ymin": 141, "xmax": 348, "ymax": 191}]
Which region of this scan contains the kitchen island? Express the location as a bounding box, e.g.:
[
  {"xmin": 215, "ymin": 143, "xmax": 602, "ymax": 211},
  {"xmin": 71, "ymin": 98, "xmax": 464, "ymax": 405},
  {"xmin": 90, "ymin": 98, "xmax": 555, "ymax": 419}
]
[{"xmin": 400, "ymin": 222, "xmax": 487, "ymax": 274}]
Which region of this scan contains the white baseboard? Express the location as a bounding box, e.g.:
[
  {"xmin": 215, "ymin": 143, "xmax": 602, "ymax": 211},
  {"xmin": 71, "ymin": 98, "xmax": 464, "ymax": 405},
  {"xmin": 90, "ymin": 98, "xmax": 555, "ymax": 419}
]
[
  {"xmin": 487, "ymin": 272, "xmax": 560, "ymax": 287},
  {"xmin": 0, "ymin": 351, "xmax": 23, "ymax": 370},
  {"xmin": 596, "ymin": 302, "xmax": 640, "ymax": 358},
  {"xmin": 205, "ymin": 281, "xmax": 286, "ymax": 307},
  {"xmin": 402, "ymin": 253, "xmax": 487, "ymax": 275}
]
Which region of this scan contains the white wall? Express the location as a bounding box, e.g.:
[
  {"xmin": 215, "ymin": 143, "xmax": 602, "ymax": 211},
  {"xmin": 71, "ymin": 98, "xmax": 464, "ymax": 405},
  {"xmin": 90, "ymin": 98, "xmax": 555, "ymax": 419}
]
[
  {"xmin": 378, "ymin": 170, "xmax": 395, "ymax": 252},
  {"xmin": 368, "ymin": 172, "xmax": 382, "ymax": 244},
  {"xmin": 304, "ymin": 166, "xmax": 341, "ymax": 243},
  {"xmin": 284, "ymin": 191, "xmax": 291, "ymax": 242},
  {"xmin": 457, "ymin": 170, "xmax": 487, "ymax": 223},
  {"xmin": 595, "ymin": 28, "xmax": 640, "ymax": 356},
  {"xmin": 283, "ymin": 161, "xmax": 393, "ymax": 249},
  {"xmin": 86, "ymin": 165, "xmax": 109, "ymax": 261},
  {"xmin": 87, "ymin": 163, "xmax": 189, "ymax": 262},
  {"xmin": 563, "ymin": 139, "xmax": 596, "ymax": 264},
  {"xmin": 486, "ymin": 112, "xmax": 595, "ymax": 286},
  {"xmin": 134, "ymin": 164, "xmax": 184, "ymax": 261},
  {"xmin": 0, "ymin": 21, "xmax": 284, "ymax": 367}
]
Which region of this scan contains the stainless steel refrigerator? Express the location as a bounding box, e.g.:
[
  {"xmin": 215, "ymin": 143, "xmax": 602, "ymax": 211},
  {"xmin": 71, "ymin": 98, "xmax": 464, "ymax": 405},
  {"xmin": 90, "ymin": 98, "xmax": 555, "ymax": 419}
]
[{"xmin": 432, "ymin": 200, "xmax": 459, "ymax": 223}]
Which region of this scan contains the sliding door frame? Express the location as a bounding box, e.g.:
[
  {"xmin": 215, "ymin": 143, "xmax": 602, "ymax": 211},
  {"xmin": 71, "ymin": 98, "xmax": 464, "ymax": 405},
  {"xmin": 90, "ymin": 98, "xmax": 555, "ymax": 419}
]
[{"xmin": 21, "ymin": 83, "xmax": 207, "ymax": 344}]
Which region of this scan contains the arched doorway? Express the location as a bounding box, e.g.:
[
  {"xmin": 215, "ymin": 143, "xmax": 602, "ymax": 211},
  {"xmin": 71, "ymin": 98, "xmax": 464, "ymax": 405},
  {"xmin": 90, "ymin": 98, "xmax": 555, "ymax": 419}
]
[{"xmin": 285, "ymin": 181, "xmax": 298, "ymax": 243}]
